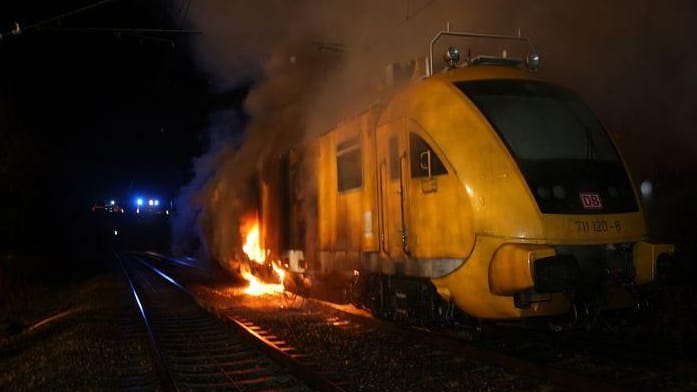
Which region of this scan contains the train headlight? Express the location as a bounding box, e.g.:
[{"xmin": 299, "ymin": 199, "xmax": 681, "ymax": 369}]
[
  {"xmin": 552, "ymin": 185, "xmax": 566, "ymax": 200},
  {"xmin": 536, "ymin": 186, "xmax": 551, "ymax": 199},
  {"xmin": 443, "ymin": 46, "xmax": 460, "ymax": 68},
  {"xmin": 640, "ymin": 180, "xmax": 653, "ymax": 198},
  {"xmin": 525, "ymin": 53, "xmax": 540, "ymax": 71},
  {"xmin": 552, "ymin": 185, "xmax": 567, "ymax": 199}
]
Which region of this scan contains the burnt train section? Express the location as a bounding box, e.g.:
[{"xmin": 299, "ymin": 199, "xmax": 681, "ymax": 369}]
[{"xmin": 233, "ymin": 29, "xmax": 674, "ymax": 328}]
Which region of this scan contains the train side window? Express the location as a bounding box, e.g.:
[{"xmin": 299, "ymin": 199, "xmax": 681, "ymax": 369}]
[
  {"xmin": 410, "ymin": 133, "xmax": 448, "ymax": 178},
  {"xmin": 389, "ymin": 136, "xmax": 399, "ymax": 180},
  {"xmin": 337, "ymin": 138, "xmax": 363, "ymax": 191}
]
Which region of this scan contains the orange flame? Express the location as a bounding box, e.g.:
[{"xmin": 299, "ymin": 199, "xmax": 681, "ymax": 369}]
[
  {"xmin": 272, "ymin": 262, "xmax": 286, "ymax": 286},
  {"xmin": 239, "ymin": 214, "xmax": 285, "ymax": 296},
  {"xmin": 242, "ymin": 221, "xmax": 266, "ymax": 263}
]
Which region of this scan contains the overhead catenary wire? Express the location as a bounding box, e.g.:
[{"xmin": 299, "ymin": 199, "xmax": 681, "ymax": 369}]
[
  {"xmin": 46, "ymin": 27, "xmax": 202, "ymax": 35},
  {"xmin": 0, "ymin": 0, "xmax": 201, "ymax": 41},
  {"xmin": 0, "ymin": 0, "xmax": 118, "ymax": 39}
]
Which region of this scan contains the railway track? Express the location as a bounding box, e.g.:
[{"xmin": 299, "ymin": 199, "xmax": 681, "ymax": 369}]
[
  {"xmin": 119, "ymin": 253, "xmax": 345, "ymax": 391},
  {"xmin": 205, "ymin": 287, "xmax": 697, "ymax": 391},
  {"xmin": 131, "ymin": 253, "xmax": 697, "ymax": 391}
]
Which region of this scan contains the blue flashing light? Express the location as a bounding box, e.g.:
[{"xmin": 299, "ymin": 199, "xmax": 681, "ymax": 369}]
[
  {"xmin": 110, "ymin": 200, "xmax": 115, "ymax": 206},
  {"xmin": 136, "ymin": 198, "xmax": 143, "ymax": 206},
  {"xmin": 148, "ymin": 199, "xmax": 154, "ymax": 206},
  {"xmin": 154, "ymin": 199, "xmax": 160, "ymax": 206}
]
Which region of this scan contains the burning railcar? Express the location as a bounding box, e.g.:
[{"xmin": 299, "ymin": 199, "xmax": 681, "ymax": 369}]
[{"xmin": 238, "ymin": 29, "xmax": 674, "ymax": 323}]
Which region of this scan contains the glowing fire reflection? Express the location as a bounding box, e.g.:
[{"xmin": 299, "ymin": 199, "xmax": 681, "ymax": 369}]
[{"xmin": 239, "ymin": 214, "xmax": 286, "ymax": 297}]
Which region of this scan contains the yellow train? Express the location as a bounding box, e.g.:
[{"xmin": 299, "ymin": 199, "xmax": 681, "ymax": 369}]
[{"xmin": 255, "ymin": 30, "xmax": 674, "ymax": 323}]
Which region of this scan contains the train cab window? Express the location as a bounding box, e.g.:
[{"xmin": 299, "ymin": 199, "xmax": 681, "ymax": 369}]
[
  {"xmin": 389, "ymin": 136, "xmax": 399, "ymax": 180},
  {"xmin": 410, "ymin": 133, "xmax": 447, "ymax": 178},
  {"xmin": 337, "ymin": 138, "xmax": 363, "ymax": 191}
]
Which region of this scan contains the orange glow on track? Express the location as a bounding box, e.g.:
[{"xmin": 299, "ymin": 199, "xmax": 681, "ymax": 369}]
[{"xmin": 241, "ymin": 270, "xmax": 284, "ymax": 296}]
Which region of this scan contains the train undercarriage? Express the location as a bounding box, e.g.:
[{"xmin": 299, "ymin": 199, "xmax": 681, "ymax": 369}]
[{"xmin": 280, "ymin": 265, "xmax": 658, "ymax": 333}]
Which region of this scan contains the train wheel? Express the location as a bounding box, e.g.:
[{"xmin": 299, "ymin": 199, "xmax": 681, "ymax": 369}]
[{"xmin": 366, "ymin": 274, "xmax": 388, "ymax": 318}]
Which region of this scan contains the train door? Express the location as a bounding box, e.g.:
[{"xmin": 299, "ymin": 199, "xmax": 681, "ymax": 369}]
[
  {"xmin": 377, "ymin": 122, "xmax": 411, "ymax": 257},
  {"xmin": 378, "ymin": 120, "xmax": 473, "ymax": 261},
  {"xmin": 406, "ymin": 128, "xmax": 470, "ymax": 258}
]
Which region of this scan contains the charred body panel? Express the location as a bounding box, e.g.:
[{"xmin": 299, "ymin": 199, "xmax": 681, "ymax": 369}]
[
  {"xmin": 258, "ymin": 143, "xmax": 319, "ymax": 273},
  {"xmin": 258, "ymin": 153, "xmax": 291, "ymax": 259}
]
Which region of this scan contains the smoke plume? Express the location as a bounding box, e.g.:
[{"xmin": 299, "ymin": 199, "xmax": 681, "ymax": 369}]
[{"xmin": 171, "ymin": 0, "xmax": 697, "ymax": 261}]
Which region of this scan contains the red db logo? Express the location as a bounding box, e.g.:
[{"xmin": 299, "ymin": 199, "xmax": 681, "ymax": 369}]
[{"xmin": 579, "ymin": 192, "xmax": 603, "ymax": 209}]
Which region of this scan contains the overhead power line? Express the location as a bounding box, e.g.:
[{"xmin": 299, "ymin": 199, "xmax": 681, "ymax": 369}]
[
  {"xmin": 0, "ymin": 0, "xmax": 201, "ymax": 42},
  {"xmin": 1, "ymin": 0, "xmax": 118, "ymax": 39},
  {"xmin": 22, "ymin": 0, "xmax": 118, "ymax": 31},
  {"xmin": 48, "ymin": 27, "xmax": 202, "ymax": 35}
]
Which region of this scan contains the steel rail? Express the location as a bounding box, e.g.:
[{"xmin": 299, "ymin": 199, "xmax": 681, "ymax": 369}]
[
  {"xmin": 225, "ymin": 317, "xmax": 346, "ymax": 392},
  {"xmin": 117, "ymin": 252, "xmax": 178, "ymax": 392},
  {"xmin": 133, "ymin": 254, "xmax": 346, "ymax": 392}
]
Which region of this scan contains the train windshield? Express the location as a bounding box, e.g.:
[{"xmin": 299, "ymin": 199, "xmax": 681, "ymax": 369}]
[
  {"xmin": 456, "ymin": 79, "xmax": 637, "ymax": 214},
  {"xmin": 455, "ymin": 79, "xmax": 618, "ymax": 162}
]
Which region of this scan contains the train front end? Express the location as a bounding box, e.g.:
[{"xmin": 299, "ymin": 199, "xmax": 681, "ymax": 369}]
[{"xmin": 420, "ymin": 64, "xmax": 673, "ymax": 320}]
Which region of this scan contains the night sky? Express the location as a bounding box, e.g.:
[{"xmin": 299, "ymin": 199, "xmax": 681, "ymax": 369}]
[
  {"xmin": 1, "ymin": 0, "xmax": 211, "ymax": 198},
  {"xmin": 2, "ymin": 1, "xmax": 696, "ymax": 260},
  {"xmin": 0, "ymin": 0, "xmax": 223, "ymax": 257}
]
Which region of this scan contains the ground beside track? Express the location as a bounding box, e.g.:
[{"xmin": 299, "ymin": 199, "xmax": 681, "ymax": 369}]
[
  {"xmin": 3, "ymin": 252, "xmax": 697, "ymax": 391},
  {"xmin": 0, "ymin": 272, "xmax": 154, "ymax": 391}
]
